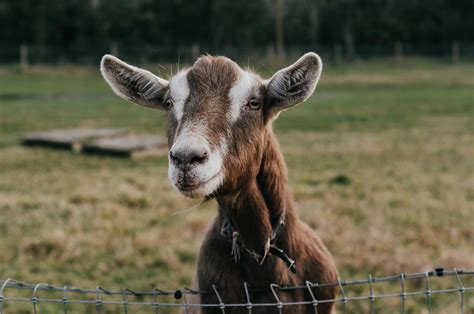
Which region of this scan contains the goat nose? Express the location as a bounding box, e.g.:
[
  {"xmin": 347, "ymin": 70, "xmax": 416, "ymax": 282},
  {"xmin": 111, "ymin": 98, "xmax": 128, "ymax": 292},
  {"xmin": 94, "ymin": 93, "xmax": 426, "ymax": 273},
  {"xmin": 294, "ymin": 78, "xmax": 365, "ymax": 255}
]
[{"xmin": 169, "ymin": 148, "xmax": 209, "ymax": 166}]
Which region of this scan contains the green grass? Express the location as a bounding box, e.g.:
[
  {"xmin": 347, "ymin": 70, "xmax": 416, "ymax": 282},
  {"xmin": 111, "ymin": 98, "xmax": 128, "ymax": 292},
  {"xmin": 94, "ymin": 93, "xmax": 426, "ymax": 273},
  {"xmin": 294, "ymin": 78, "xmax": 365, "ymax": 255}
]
[{"xmin": 0, "ymin": 59, "xmax": 473, "ymax": 312}]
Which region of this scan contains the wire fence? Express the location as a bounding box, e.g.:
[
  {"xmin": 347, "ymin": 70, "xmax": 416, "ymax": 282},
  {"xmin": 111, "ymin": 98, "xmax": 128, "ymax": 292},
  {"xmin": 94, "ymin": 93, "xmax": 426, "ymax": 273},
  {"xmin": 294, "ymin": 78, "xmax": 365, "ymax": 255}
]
[{"xmin": 1, "ymin": 268, "xmax": 473, "ymax": 313}]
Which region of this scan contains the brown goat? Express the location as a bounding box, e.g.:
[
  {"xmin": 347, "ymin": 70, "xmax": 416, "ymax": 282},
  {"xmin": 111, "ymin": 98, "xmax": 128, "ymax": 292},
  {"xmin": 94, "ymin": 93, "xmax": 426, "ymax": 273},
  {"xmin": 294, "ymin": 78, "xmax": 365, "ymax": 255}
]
[{"xmin": 101, "ymin": 53, "xmax": 338, "ymax": 313}]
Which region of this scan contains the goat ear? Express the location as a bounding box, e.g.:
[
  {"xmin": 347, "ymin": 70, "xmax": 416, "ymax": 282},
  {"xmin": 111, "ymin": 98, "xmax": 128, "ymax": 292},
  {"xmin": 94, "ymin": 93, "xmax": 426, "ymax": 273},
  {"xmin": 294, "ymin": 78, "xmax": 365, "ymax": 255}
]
[
  {"xmin": 100, "ymin": 54, "xmax": 169, "ymax": 110},
  {"xmin": 265, "ymin": 52, "xmax": 322, "ymax": 115}
]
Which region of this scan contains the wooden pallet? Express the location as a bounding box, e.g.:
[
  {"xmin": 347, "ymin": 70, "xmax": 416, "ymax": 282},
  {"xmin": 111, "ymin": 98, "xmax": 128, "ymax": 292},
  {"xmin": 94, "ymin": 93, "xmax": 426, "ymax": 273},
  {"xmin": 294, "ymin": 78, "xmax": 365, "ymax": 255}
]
[
  {"xmin": 82, "ymin": 135, "xmax": 167, "ymax": 158},
  {"xmin": 22, "ymin": 128, "xmax": 128, "ymax": 151}
]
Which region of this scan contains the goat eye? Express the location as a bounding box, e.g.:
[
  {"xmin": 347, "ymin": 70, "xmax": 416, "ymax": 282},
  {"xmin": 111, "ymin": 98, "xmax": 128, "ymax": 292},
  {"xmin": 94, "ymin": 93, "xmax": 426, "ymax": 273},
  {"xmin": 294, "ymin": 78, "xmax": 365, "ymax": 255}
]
[
  {"xmin": 247, "ymin": 99, "xmax": 261, "ymax": 110},
  {"xmin": 164, "ymin": 99, "xmax": 173, "ymax": 109}
]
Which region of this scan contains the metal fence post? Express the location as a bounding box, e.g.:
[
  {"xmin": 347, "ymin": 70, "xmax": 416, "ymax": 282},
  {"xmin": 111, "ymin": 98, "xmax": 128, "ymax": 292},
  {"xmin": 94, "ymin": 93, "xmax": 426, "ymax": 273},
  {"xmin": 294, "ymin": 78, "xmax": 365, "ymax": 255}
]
[
  {"xmin": 32, "ymin": 283, "xmax": 46, "ymax": 314},
  {"xmin": 270, "ymin": 284, "xmax": 283, "ymax": 314},
  {"xmin": 400, "ymin": 273, "xmax": 406, "ymax": 314},
  {"xmin": 368, "ymin": 274, "xmax": 375, "ymax": 314},
  {"xmin": 122, "ymin": 289, "xmax": 129, "ymax": 314},
  {"xmin": 454, "ymin": 269, "xmax": 465, "ymax": 314},
  {"xmin": 424, "ymin": 272, "xmax": 432, "ymax": 314},
  {"xmin": 95, "ymin": 286, "xmax": 103, "ymax": 314},
  {"xmin": 305, "ymin": 281, "xmax": 319, "ymax": 314},
  {"xmin": 243, "ymin": 282, "xmax": 253, "ymax": 314},
  {"xmin": 337, "ymin": 277, "xmax": 348, "ymax": 314},
  {"xmin": 62, "ymin": 285, "xmax": 69, "ymax": 314},
  {"xmin": 152, "ymin": 288, "xmax": 160, "ymax": 314},
  {"xmin": 0, "ymin": 279, "xmax": 12, "ymax": 314},
  {"xmin": 211, "ymin": 285, "xmax": 225, "ymax": 314}
]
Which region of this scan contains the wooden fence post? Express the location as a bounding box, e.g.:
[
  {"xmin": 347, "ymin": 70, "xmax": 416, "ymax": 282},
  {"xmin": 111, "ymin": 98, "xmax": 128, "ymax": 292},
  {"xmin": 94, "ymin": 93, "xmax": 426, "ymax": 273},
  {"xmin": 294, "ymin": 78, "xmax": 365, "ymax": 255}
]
[
  {"xmin": 395, "ymin": 41, "xmax": 403, "ymax": 63},
  {"xmin": 334, "ymin": 43, "xmax": 342, "ymax": 64},
  {"xmin": 20, "ymin": 44, "xmax": 29, "ymax": 72},
  {"xmin": 266, "ymin": 44, "xmax": 276, "ymax": 64},
  {"xmin": 191, "ymin": 43, "xmax": 200, "ymax": 61},
  {"xmin": 343, "ymin": 29, "xmax": 355, "ymax": 60},
  {"xmin": 274, "ymin": 0, "xmax": 285, "ymax": 62},
  {"xmin": 110, "ymin": 42, "xmax": 119, "ymax": 57},
  {"xmin": 451, "ymin": 41, "xmax": 460, "ymax": 63}
]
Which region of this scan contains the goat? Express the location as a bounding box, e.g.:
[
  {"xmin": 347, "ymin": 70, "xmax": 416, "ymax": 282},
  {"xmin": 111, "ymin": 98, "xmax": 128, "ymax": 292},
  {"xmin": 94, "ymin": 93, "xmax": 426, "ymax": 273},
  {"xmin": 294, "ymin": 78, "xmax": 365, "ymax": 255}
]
[{"xmin": 101, "ymin": 53, "xmax": 338, "ymax": 313}]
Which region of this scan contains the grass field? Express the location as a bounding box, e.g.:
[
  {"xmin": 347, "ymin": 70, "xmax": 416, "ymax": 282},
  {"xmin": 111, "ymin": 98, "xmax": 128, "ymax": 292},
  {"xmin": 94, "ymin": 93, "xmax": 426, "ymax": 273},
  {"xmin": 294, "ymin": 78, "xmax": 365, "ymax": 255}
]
[{"xmin": 0, "ymin": 58, "xmax": 473, "ymax": 312}]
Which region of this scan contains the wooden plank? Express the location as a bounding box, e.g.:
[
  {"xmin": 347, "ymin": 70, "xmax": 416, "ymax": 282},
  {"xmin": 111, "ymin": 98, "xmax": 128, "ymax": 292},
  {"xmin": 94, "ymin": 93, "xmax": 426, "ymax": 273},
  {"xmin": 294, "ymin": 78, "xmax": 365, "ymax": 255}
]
[
  {"xmin": 82, "ymin": 135, "xmax": 167, "ymax": 158},
  {"xmin": 22, "ymin": 128, "xmax": 128, "ymax": 151}
]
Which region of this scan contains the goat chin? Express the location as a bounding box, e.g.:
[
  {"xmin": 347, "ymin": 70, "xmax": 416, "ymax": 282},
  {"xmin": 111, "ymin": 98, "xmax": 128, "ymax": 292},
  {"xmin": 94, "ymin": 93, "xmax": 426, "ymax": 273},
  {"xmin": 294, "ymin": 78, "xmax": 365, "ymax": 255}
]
[{"xmin": 171, "ymin": 171, "xmax": 224, "ymax": 199}]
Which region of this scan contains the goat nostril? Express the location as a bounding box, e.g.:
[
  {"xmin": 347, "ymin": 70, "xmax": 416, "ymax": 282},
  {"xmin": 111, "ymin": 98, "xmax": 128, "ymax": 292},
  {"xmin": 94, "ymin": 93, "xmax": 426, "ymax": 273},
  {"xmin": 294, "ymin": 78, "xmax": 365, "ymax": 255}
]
[
  {"xmin": 169, "ymin": 151, "xmax": 179, "ymax": 163},
  {"xmin": 191, "ymin": 151, "xmax": 209, "ymax": 164},
  {"xmin": 170, "ymin": 149, "xmax": 208, "ymax": 165}
]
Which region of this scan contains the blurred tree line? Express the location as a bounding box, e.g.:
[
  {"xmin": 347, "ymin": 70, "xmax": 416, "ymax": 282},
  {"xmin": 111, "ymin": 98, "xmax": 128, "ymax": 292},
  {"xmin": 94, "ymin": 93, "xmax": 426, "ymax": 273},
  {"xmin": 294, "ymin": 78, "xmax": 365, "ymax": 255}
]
[{"xmin": 0, "ymin": 0, "xmax": 473, "ymax": 63}]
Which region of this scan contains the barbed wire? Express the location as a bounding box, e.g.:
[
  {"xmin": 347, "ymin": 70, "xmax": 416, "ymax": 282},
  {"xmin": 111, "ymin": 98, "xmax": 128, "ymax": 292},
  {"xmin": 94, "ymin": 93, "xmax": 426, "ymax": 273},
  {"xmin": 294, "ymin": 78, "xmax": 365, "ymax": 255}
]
[{"xmin": 0, "ymin": 268, "xmax": 473, "ymax": 313}]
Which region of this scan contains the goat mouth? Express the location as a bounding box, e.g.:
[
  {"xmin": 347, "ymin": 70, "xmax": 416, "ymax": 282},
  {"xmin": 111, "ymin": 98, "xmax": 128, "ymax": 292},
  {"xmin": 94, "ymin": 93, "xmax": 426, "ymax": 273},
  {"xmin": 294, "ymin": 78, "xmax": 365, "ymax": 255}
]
[
  {"xmin": 175, "ymin": 171, "xmax": 222, "ymax": 194},
  {"xmin": 179, "ymin": 183, "xmax": 203, "ymax": 191}
]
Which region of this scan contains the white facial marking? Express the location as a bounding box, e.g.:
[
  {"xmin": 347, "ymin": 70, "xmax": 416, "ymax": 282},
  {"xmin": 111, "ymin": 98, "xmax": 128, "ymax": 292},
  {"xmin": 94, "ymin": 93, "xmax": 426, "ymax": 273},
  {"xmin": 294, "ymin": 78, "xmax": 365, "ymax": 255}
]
[
  {"xmin": 169, "ymin": 69, "xmax": 190, "ymax": 123},
  {"xmin": 228, "ymin": 70, "xmax": 257, "ymax": 122},
  {"xmin": 168, "ymin": 124, "xmax": 225, "ymax": 198}
]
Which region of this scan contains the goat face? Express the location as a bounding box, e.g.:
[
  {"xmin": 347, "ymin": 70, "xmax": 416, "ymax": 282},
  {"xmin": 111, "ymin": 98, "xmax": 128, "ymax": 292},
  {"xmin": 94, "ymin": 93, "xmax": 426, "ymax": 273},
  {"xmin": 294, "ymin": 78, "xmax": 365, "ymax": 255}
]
[{"xmin": 101, "ymin": 53, "xmax": 322, "ymax": 198}]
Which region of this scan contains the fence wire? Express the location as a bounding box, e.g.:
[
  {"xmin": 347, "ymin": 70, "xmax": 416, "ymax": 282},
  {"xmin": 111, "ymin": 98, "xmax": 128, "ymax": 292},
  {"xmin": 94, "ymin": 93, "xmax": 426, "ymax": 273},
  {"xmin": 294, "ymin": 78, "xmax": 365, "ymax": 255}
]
[{"xmin": 0, "ymin": 268, "xmax": 473, "ymax": 313}]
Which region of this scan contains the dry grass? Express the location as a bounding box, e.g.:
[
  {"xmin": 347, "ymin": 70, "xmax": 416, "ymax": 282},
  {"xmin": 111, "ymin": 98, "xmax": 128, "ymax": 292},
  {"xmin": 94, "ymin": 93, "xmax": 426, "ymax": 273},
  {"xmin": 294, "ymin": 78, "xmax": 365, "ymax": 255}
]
[
  {"xmin": 0, "ymin": 59, "xmax": 473, "ymax": 312},
  {"xmin": 286, "ymin": 126, "xmax": 474, "ymax": 275}
]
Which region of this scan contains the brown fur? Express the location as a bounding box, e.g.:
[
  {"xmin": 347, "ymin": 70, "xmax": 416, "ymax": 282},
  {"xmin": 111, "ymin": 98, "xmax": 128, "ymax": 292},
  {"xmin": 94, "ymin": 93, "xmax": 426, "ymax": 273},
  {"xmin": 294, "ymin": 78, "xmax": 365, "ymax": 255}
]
[{"xmin": 193, "ymin": 127, "xmax": 338, "ymax": 314}]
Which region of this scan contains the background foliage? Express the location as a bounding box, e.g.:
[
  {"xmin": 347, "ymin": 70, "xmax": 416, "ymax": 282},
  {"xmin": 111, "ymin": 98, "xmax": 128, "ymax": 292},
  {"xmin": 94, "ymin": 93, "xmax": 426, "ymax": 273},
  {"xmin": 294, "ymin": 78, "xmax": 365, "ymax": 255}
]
[{"xmin": 0, "ymin": 0, "xmax": 473, "ymax": 64}]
